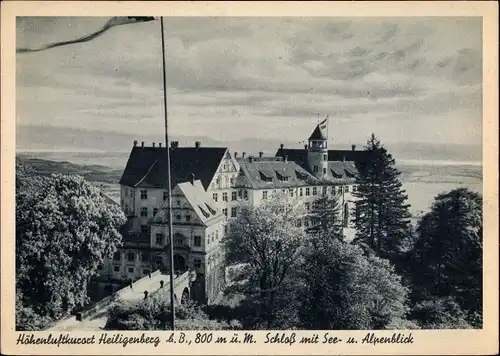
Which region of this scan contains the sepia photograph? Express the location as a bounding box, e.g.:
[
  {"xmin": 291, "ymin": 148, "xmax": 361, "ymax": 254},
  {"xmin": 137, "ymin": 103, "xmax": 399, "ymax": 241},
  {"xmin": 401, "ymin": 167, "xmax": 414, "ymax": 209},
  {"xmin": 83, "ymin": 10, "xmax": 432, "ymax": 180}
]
[{"xmin": 2, "ymin": 2, "xmax": 498, "ymax": 355}]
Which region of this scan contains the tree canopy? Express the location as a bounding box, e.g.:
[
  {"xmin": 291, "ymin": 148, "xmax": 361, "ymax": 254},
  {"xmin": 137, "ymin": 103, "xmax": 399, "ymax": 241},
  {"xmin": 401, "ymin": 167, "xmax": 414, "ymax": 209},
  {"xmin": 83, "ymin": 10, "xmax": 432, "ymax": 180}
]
[
  {"xmin": 16, "ymin": 166, "xmax": 126, "ymax": 329},
  {"xmin": 409, "ymin": 188, "xmax": 482, "ymax": 323},
  {"xmin": 223, "ymin": 191, "xmax": 306, "ymax": 328}
]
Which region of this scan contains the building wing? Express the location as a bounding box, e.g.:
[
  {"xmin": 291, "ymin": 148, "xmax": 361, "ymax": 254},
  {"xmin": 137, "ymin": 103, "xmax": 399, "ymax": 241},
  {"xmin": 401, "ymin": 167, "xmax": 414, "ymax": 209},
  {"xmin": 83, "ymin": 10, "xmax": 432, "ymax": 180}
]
[{"xmin": 120, "ymin": 144, "xmax": 228, "ymax": 190}]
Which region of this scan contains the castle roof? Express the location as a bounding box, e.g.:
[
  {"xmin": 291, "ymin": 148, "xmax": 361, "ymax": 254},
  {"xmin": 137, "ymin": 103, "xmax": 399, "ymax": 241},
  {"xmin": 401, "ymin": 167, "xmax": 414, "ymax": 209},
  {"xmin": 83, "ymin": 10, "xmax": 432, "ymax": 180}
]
[
  {"xmin": 308, "ymin": 124, "xmax": 327, "ymax": 140},
  {"xmin": 235, "ymin": 160, "xmax": 320, "ymax": 189},
  {"xmin": 275, "ymin": 147, "xmax": 371, "ymax": 167},
  {"xmin": 119, "ymin": 145, "xmax": 228, "ymax": 189}
]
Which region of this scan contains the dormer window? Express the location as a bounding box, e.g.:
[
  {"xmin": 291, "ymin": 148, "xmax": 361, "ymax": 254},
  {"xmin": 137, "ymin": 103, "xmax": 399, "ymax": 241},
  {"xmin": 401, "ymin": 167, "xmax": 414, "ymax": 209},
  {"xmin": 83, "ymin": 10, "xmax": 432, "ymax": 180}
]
[
  {"xmin": 259, "ymin": 171, "xmax": 273, "ymax": 182},
  {"xmin": 276, "ymin": 171, "xmax": 290, "ymax": 182}
]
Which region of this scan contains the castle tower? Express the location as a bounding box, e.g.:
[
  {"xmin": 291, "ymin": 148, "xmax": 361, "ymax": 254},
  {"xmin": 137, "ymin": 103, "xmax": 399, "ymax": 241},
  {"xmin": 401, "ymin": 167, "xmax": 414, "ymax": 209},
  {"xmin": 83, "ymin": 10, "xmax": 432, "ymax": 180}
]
[{"xmin": 307, "ymin": 122, "xmax": 328, "ymax": 179}]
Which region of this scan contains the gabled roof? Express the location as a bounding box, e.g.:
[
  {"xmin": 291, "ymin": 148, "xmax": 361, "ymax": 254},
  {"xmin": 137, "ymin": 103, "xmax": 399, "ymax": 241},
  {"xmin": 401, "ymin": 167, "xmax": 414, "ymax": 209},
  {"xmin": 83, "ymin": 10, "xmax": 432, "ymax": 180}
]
[
  {"xmin": 151, "ymin": 180, "xmax": 224, "ymax": 227},
  {"xmin": 119, "ymin": 146, "xmax": 228, "ymax": 189},
  {"xmin": 308, "ymin": 124, "xmax": 327, "ymax": 140}
]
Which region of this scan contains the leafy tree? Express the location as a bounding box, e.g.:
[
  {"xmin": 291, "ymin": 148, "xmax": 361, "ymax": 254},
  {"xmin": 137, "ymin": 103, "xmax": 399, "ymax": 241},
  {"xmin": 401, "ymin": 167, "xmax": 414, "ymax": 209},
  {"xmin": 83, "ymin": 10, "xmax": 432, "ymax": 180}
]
[
  {"xmin": 408, "ymin": 296, "xmax": 472, "ymax": 329},
  {"xmin": 410, "ymin": 188, "xmax": 482, "ymax": 320},
  {"xmin": 223, "ymin": 191, "xmax": 306, "ymax": 328},
  {"xmin": 353, "ymin": 134, "xmax": 411, "ymax": 262},
  {"xmin": 16, "ymin": 168, "xmax": 126, "ymax": 329},
  {"xmin": 299, "ymin": 236, "xmax": 410, "ymax": 330},
  {"xmin": 105, "ymin": 294, "xmax": 240, "ymax": 330}
]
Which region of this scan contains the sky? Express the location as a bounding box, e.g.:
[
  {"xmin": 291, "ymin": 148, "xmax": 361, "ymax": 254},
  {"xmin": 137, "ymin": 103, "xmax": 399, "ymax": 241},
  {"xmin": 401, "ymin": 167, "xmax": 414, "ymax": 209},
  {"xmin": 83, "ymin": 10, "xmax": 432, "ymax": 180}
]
[{"xmin": 16, "ymin": 16, "xmax": 482, "ymax": 154}]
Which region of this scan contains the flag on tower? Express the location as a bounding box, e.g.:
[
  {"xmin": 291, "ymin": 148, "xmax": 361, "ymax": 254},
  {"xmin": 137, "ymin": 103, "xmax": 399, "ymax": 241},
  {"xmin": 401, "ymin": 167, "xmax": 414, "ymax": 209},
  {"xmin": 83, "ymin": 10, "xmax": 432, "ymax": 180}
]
[
  {"xmin": 319, "ymin": 115, "xmax": 328, "ymax": 130},
  {"xmin": 17, "ymin": 17, "xmax": 157, "ymax": 54}
]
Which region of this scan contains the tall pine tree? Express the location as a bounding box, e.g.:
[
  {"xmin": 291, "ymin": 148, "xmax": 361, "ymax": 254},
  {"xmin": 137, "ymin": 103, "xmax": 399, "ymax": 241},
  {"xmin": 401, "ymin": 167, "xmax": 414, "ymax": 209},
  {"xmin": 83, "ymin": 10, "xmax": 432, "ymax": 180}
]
[{"xmin": 353, "ymin": 134, "xmax": 411, "ymax": 263}]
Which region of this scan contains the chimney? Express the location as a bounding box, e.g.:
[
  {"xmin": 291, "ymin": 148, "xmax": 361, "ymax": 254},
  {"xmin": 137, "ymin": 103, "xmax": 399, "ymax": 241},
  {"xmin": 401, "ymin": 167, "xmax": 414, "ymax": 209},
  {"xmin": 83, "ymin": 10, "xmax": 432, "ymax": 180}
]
[
  {"xmin": 259, "ymin": 151, "xmax": 263, "ymax": 159},
  {"xmin": 195, "ymin": 141, "xmax": 201, "ymax": 149},
  {"xmin": 249, "ymin": 156, "xmax": 254, "ymax": 163},
  {"xmin": 304, "ymin": 144, "xmax": 308, "ymax": 151},
  {"xmin": 342, "ymin": 155, "xmax": 346, "ymax": 163},
  {"xmin": 280, "ymin": 143, "xmax": 284, "ymax": 149},
  {"xmin": 152, "ymin": 142, "xmax": 156, "ymax": 147},
  {"xmin": 234, "ymin": 152, "xmax": 238, "ymax": 158},
  {"xmin": 352, "ymin": 144, "xmax": 356, "ymax": 151},
  {"xmin": 242, "ymin": 152, "xmax": 246, "ymax": 159},
  {"xmin": 190, "ymin": 173, "xmax": 195, "ymax": 184},
  {"xmin": 170, "ymin": 141, "xmax": 178, "ymax": 150},
  {"xmin": 159, "ymin": 142, "xmax": 162, "ymax": 148},
  {"xmin": 133, "ymin": 140, "xmax": 138, "ymax": 147},
  {"xmin": 141, "ymin": 141, "xmax": 145, "ymax": 147},
  {"xmin": 284, "ymin": 155, "xmax": 288, "ymax": 163}
]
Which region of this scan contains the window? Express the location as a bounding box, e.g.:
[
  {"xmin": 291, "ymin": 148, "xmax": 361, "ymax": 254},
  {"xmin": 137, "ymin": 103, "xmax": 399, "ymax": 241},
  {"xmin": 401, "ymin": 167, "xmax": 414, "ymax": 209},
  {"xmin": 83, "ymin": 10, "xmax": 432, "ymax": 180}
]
[
  {"xmin": 215, "ymin": 230, "xmax": 219, "ymax": 240},
  {"xmin": 140, "ymin": 207, "xmax": 148, "ymax": 217},
  {"xmin": 140, "ymin": 190, "xmax": 147, "ymax": 200},
  {"xmin": 216, "ymin": 177, "xmax": 221, "ymax": 188},
  {"xmin": 222, "ymin": 208, "xmax": 227, "ymax": 217},
  {"xmin": 322, "ymin": 186, "xmax": 327, "ymax": 196},
  {"xmin": 156, "ymin": 234, "xmax": 164, "ymax": 245},
  {"xmin": 243, "ymin": 190, "xmax": 248, "ymax": 200},
  {"xmin": 113, "ymin": 265, "xmax": 120, "ymax": 272},
  {"xmin": 143, "ymin": 269, "xmax": 150, "ymax": 275},
  {"xmin": 305, "ymin": 202, "xmax": 310, "ymax": 211},
  {"xmin": 313, "ymin": 187, "xmax": 318, "ymax": 195},
  {"xmin": 289, "ymin": 188, "xmax": 294, "ymax": 197},
  {"xmin": 194, "ymin": 259, "xmax": 201, "ymax": 269},
  {"xmin": 231, "ymin": 192, "xmax": 237, "ymax": 201},
  {"xmin": 323, "ymin": 154, "xmax": 327, "ymax": 161},
  {"xmin": 262, "ymin": 191, "xmax": 268, "ymax": 200},
  {"xmin": 231, "ymin": 207, "xmax": 237, "ymax": 217},
  {"xmin": 124, "ymin": 204, "xmax": 129, "ymax": 214},
  {"xmin": 305, "ymin": 188, "xmax": 310, "ymax": 196},
  {"xmin": 207, "ymin": 235, "xmax": 210, "ymax": 245},
  {"xmin": 128, "ymin": 267, "xmax": 134, "ymax": 274},
  {"xmin": 141, "ymin": 252, "xmax": 150, "ymax": 262},
  {"xmin": 155, "ymin": 256, "xmax": 163, "ymax": 266},
  {"xmin": 323, "ymin": 168, "xmax": 327, "ymax": 174},
  {"xmin": 222, "ymin": 192, "xmax": 228, "ymax": 202},
  {"xmin": 186, "ymin": 214, "xmax": 191, "ymax": 222},
  {"xmin": 153, "ymin": 208, "xmax": 158, "ymax": 216},
  {"xmin": 127, "ymin": 252, "xmax": 135, "ymax": 262},
  {"xmin": 194, "ymin": 236, "xmax": 201, "ymax": 247},
  {"xmin": 176, "ymin": 200, "xmax": 181, "ymax": 206},
  {"xmin": 224, "ymin": 224, "xmax": 228, "ymax": 234},
  {"xmin": 314, "ymin": 165, "xmax": 318, "ymax": 173},
  {"xmin": 299, "ymin": 188, "xmax": 303, "ymax": 197},
  {"xmin": 175, "ymin": 237, "xmax": 184, "ymax": 245},
  {"xmin": 163, "ymin": 191, "xmax": 168, "ymax": 201},
  {"xmin": 140, "ymin": 225, "xmax": 148, "ymax": 234},
  {"xmin": 124, "ymin": 187, "xmax": 128, "ymax": 196},
  {"xmin": 113, "ymin": 252, "xmax": 121, "ymax": 261},
  {"xmin": 213, "ymin": 193, "xmax": 218, "ymax": 202},
  {"xmin": 176, "ymin": 214, "xmax": 181, "ymax": 221},
  {"xmin": 230, "ymin": 177, "xmax": 235, "ymax": 186}
]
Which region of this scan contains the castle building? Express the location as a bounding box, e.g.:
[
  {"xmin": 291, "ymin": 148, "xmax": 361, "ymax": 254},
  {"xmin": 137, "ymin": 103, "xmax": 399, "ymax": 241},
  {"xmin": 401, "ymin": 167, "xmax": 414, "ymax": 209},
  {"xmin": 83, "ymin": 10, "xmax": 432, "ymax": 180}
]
[{"xmin": 99, "ymin": 122, "xmax": 367, "ymax": 304}]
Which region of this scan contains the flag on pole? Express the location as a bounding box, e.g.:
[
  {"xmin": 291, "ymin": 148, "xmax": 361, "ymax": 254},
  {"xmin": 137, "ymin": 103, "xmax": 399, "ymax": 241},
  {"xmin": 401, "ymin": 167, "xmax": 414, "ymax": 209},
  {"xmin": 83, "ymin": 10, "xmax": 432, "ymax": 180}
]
[
  {"xmin": 17, "ymin": 17, "xmax": 157, "ymax": 54},
  {"xmin": 319, "ymin": 115, "xmax": 328, "ymax": 130}
]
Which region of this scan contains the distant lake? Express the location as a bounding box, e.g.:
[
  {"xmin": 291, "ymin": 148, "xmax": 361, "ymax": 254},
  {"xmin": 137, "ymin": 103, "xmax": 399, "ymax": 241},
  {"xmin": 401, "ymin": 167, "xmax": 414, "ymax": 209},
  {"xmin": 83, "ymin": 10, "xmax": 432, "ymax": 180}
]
[{"xmin": 17, "ymin": 150, "xmax": 483, "ymax": 219}]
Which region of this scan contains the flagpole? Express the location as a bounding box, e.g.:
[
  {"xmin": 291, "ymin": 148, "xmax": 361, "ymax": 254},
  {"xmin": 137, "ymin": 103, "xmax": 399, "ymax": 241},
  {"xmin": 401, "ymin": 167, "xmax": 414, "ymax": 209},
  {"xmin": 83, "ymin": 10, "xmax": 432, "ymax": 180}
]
[{"xmin": 160, "ymin": 16, "xmax": 176, "ymax": 331}]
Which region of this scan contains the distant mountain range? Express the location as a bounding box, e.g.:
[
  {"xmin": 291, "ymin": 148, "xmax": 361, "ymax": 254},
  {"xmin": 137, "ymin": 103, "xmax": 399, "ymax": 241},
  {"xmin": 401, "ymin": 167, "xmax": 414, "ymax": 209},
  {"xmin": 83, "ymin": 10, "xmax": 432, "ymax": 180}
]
[{"xmin": 16, "ymin": 124, "xmax": 482, "ymax": 164}]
